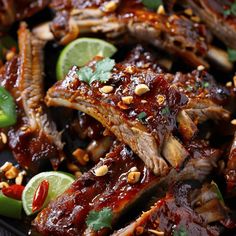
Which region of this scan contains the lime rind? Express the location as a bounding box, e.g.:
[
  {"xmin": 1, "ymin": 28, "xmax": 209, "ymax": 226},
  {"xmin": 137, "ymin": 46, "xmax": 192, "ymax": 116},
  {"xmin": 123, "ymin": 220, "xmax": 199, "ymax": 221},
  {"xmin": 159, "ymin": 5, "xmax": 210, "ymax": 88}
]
[
  {"xmin": 56, "ymin": 38, "xmax": 117, "ymax": 80},
  {"xmin": 22, "ymin": 171, "xmax": 74, "ymax": 216}
]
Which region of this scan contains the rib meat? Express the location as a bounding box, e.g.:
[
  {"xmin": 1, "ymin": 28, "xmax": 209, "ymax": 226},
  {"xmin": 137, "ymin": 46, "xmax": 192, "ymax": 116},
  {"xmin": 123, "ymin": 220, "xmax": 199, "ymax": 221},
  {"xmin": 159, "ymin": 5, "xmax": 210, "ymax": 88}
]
[
  {"xmin": 185, "ymin": 0, "xmax": 236, "ymax": 49},
  {"xmin": 113, "ymin": 181, "xmax": 228, "ymax": 236},
  {"xmin": 0, "ymin": 0, "xmax": 50, "ymax": 32},
  {"xmin": 33, "ymin": 141, "xmax": 221, "ymax": 236},
  {"xmin": 0, "ymin": 23, "xmax": 64, "ymax": 171},
  {"xmin": 45, "ymin": 59, "xmax": 229, "ymax": 175},
  {"xmin": 225, "ymin": 132, "xmax": 236, "ymax": 195},
  {"xmin": 37, "ymin": 0, "xmax": 209, "ymax": 67}
]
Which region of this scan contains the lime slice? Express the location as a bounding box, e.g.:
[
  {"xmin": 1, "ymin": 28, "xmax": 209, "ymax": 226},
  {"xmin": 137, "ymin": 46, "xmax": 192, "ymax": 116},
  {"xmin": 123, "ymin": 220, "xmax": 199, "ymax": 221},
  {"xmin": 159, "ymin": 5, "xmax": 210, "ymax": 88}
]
[
  {"xmin": 56, "ymin": 37, "xmax": 117, "ymax": 80},
  {"xmin": 22, "ymin": 171, "xmax": 75, "ymax": 215}
]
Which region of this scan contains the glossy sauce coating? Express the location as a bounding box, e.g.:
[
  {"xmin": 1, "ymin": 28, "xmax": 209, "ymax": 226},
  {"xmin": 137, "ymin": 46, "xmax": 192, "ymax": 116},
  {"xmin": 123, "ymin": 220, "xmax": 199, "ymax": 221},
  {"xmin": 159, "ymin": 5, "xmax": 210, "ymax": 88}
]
[
  {"xmin": 50, "ymin": 62, "xmax": 188, "ymax": 146},
  {"xmin": 34, "ymin": 144, "xmax": 158, "ymax": 235}
]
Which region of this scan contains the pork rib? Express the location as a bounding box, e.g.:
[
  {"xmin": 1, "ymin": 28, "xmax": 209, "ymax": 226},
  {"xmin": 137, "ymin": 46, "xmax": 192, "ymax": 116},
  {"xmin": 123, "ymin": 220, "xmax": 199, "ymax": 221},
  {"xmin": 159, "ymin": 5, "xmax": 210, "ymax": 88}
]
[
  {"xmin": 46, "ymin": 59, "xmax": 229, "ymax": 175},
  {"xmin": 0, "ymin": 0, "xmax": 50, "ymax": 31},
  {"xmin": 0, "ymin": 23, "xmax": 64, "ymax": 170},
  {"xmin": 113, "ymin": 181, "xmax": 228, "ymax": 236},
  {"xmin": 33, "ymin": 141, "xmax": 221, "ymax": 236},
  {"xmin": 185, "ymin": 0, "xmax": 236, "ymax": 49}
]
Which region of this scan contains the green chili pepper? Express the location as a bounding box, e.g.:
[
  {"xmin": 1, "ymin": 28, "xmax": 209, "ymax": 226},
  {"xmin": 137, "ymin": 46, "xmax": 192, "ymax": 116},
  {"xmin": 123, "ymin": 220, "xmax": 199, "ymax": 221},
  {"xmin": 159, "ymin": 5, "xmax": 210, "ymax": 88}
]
[
  {"xmin": 0, "ymin": 193, "xmax": 22, "ymax": 219},
  {"xmin": 0, "ymin": 86, "xmax": 17, "ymax": 128}
]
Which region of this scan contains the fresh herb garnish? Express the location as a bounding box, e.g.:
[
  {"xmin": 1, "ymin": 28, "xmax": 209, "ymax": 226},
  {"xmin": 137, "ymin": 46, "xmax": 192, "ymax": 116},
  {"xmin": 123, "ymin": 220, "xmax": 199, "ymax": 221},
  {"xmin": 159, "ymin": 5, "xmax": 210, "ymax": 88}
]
[
  {"xmin": 141, "ymin": 0, "xmax": 163, "ymax": 10},
  {"xmin": 202, "ymin": 82, "xmax": 209, "ymax": 88},
  {"xmin": 224, "ymin": 1, "xmax": 236, "ymax": 16},
  {"xmin": 76, "ymin": 58, "xmax": 115, "ymax": 85},
  {"xmin": 173, "ymin": 225, "xmax": 188, "ymax": 236},
  {"xmin": 86, "ymin": 207, "xmax": 113, "ymax": 231},
  {"xmin": 227, "ymin": 48, "xmax": 236, "ymax": 62},
  {"xmin": 211, "ymin": 181, "xmax": 224, "ymax": 203},
  {"xmin": 137, "ymin": 112, "xmax": 147, "ymax": 123},
  {"xmin": 161, "ymin": 107, "xmax": 170, "ymax": 116}
]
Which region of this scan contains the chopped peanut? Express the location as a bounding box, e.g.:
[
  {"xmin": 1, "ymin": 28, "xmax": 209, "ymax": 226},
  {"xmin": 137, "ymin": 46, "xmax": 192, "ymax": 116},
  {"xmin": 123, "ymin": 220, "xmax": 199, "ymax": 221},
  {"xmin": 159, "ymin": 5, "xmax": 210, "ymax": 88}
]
[
  {"xmin": 127, "ymin": 171, "xmax": 141, "ymax": 184},
  {"xmin": 197, "ymin": 65, "xmax": 205, "ymax": 71},
  {"xmin": 0, "ymin": 182, "xmax": 9, "ymax": 189},
  {"xmin": 15, "ymin": 173, "xmax": 24, "ymax": 185},
  {"xmin": 103, "ymin": 1, "xmax": 118, "ymax": 12},
  {"xmin": 184, "ymin": 8, "xmax": 193, "ymax": 16},
  {"xmin": 99, "ymin": 85, "xmax": 114, "ymax": 94},
  {"xmin": 117, "ymin": 101, "xmax": 129, "ymax": 110},
  {"xmin": 191, "ymin": 16, "xmax": 200, "ymax": 22},
  {"xmin": 6, "ymin": 51, "xmax": 15, "ymax": 61},
  {"xmin": 94, "ymin": 165, "xmax": 108, "ymax": 176},
  {"xmin": 156, "ymin": 95, "xmax": 165, "ymax": 105},
  {"xmin": 122, "ymin": 96, "xmax": 133, "ymax": 105},
  {"xmin": 231, "ymin": 119, "xmax": 236, "ymax": 125},
  {"xmin": 125, "ymin": 66, "xmax": 135, "ymax": 74},
  {"xmin": 0, "ymin": 132, "xmax": 7, "ymax": 144},
  {"xmin": 0, "ymin": 162, "xmax": 13, "ymax": 172},
  {"xmin": 157, "ymin": 5, "xmax": 165, "ymax": 15},
  {"xmin": 226, "ymin": 81, "xmax": 232, "ymax": 87},
  {"xmin": 233, "ymin": 76, "xmax": 236, "ymax": 87},
  {"xmin": 73, "ymin": 148, "xmax": 89, "ymax": 166},
  {"xmin": 5, "ymin": 166, "xmax": 19, "ymax": 179},
  {"xmin": 134, "ymin": 84, "xmax": 150, "ymax": 96}
]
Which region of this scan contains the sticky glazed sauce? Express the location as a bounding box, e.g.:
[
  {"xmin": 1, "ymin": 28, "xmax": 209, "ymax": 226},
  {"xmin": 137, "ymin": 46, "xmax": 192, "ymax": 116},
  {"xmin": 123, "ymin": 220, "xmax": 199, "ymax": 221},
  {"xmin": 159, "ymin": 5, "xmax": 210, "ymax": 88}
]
[
  {"xmin": 117, "ymin": 0, "xmax": 208, "ymax": 56},
  {"xmin": 0, "ymin": 57, "xmax": 62, "ymax": 171},
  {"xmin": 34, "ymin": 145, "xmax": 158, "ymax": 235},
  {"xmin": 53, "ymin": 63, "xmax": 188, "ymax": 146},
  {"xmin": 132, "ymin": 195, "xmax": 217, "ymax": 236},
  {"xmin": 167, "ymin": 70, "xmax": 230, "ymax": 105}
]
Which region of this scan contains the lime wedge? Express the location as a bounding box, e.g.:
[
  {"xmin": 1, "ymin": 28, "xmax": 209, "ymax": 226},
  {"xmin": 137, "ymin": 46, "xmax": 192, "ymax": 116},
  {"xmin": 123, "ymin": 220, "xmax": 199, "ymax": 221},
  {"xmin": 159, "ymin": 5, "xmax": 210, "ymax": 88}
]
[
  {"xmin": 22, "ymin": 171, "xmax": 75, "ymax": 215},
  {"xmin": 56, "ymin": 37, "xmax": 117, "ymax": 80}
]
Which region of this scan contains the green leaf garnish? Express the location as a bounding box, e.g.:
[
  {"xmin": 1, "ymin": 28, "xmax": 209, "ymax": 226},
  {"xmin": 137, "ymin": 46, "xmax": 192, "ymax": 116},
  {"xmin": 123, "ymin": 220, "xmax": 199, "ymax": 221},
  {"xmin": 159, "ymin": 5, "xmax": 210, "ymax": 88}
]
[
  {"xmin": 86, "ymin": 207, "xmax": 113, "ymax": 231},
  {"xmin": 137, "ymin": 112, "xmax": 147, "ymax": 123},
  {"xmin": 173, "ymin": 225, "xmax": 188, "ymax": 236},
  {"xmin": 202, "ymin": 82, "xmax": 209, "ymax": 88},
  {"xmin": 95, "ymin": 58, "xmax": 115, "ymax": 73},
  {"xmin": 141, "ymin": 0, "xmax": 163, "ymax": 10},
  {"xmin": 211, "ymin": 181, "xmax": 224, "ymax": 203},
  {"xmin": 227, "ymin": 48, "xmax": 236, "ymax": 62},
  {"xmin": 223, "ymin": 1, "xmax": 236, "ymax": 16},
  {"xmin": 161, "ymin": 107, "xmax": 170, "ymax": 116},
  {"xmin": 76, "ymin": 58, "xmax": 115, "ymax": 85}
]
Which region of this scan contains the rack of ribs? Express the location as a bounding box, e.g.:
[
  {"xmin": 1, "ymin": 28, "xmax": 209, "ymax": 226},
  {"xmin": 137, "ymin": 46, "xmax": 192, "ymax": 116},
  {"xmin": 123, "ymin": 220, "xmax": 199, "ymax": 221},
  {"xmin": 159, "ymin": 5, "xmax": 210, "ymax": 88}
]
[
  {"xmin": 45, "ymin": 57, "xmax": 230, "ymax": 175},
  {"xmin": 0, "ymin": 0, "xmax": 50, "ymax": 32},
  {"xmin": 0, "ymin": 23, "xmax": 65, "ymax": 171},
  {"xmin": 113, "ymin": 181, "xmax": 230, "ymax": 236},
  {"xmin": 33, "ymin": 141, "xmax": 222, "ymax": 236}
]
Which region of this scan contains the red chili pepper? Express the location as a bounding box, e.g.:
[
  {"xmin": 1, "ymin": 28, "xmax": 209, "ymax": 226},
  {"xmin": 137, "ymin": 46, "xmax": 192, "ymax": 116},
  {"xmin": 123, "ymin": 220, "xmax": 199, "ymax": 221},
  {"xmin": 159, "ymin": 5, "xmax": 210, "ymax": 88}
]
[
  {"xmin": 2, "ymin": 184, "xmax": 25, "ymax": 200},
  {"xmin": 32, "ymin": 180, "xmax": 49, "ymax": 213}
]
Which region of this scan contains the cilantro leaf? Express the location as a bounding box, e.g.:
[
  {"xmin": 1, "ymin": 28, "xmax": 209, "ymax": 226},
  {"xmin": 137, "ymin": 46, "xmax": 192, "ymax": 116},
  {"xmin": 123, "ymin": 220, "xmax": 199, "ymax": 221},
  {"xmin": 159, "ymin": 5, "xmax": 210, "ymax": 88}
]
[
  {"xmin": 142, "ymin": 0, "xmax": 163, "ymax": 10},
  {"xmin": 96, "ymin": 58, "xmax": 115, "ymax": 72},
  {"xmin": 161, "ymin": 107, "xmax": 170, "ymax": 116},
  {"xmin": 202, "ymin": 82, "xmax": 209, "ymax": 88},
  {"xmin": 76, "ymin": 67, "xmax": 93, "ymax": 84},
  {"xmin": 76, "ymin": 58, "xmax": 115, "ymax": 85},
  {"xmin": 227, "ymin": 48, "xmax": 236, "ymax": 62},
  {"xmin": 137, "ymin": 112, "xmax": 147, "ymax": 123},
  {"xmin": 173, "ymin": 225, "xmax": 188, "ymax": 236},
  {"xmin": 223, "ymin": 1, "xmax": 236, "ymax": 16},
  {"xmin": 86, "ymin": 207, "xmax": 113, "ymax": 231}
]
